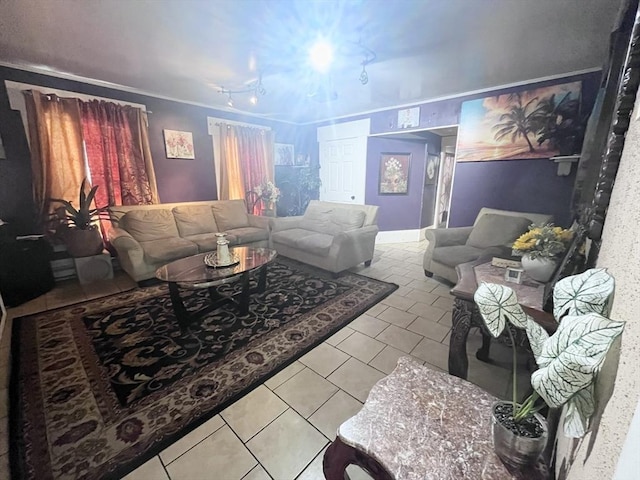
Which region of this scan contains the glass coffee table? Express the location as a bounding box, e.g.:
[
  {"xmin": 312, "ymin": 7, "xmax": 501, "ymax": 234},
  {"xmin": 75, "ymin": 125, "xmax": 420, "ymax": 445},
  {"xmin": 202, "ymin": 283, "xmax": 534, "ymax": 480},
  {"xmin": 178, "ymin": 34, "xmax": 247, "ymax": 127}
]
[{"xmin": 155, "ymin": 246, "xmax": 277, "ymax": 330}]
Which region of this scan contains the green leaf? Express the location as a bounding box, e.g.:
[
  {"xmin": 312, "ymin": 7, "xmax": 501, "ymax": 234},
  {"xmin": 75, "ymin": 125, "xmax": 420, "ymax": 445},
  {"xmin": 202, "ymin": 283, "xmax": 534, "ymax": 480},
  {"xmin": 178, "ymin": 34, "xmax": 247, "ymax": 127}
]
[
  {"xmin": 553, "ymin": 268, "xmax": 615, "ymax": 320},
  {"xmin": 563, "ymin": 385, "xmax": 595, "ymax": 438},
  {"xmin": 474, "ymin": 283, "xmax": 527, "ymax": 337},
  {"xmin": 526, "ymin": 316, "xmax": 550, "ymax": 364},
  {"xmin": 530, "ymin": 313, "xmax": 624, "ymax": 408}
]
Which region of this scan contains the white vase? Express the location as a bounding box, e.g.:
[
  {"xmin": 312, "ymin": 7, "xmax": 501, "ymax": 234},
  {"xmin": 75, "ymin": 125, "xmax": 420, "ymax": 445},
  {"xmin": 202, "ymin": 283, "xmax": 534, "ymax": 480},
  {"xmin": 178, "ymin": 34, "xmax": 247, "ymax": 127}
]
[{"xmin": 521, "ymin": 254, "xmax": 557, "ymax": 282}]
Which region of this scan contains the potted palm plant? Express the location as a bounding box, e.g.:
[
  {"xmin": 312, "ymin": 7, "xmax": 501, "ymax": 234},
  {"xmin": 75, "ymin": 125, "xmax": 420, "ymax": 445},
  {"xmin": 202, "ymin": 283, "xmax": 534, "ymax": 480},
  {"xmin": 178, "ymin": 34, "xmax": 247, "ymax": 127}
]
[
  {"xmin": 49, "ymin": 178, "xmax": 110, "ymax": 257},
  {"xmin": 474, "ymin": 268, "xmax": 624, "ymax": 468}
]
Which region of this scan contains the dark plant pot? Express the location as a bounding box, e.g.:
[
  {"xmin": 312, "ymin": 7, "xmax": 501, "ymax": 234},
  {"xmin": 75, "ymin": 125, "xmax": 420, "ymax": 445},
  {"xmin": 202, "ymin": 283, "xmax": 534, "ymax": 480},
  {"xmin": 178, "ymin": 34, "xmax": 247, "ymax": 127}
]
[
  {"xmin": 491, "ymin": 401, "xmax": 548, "ymax": 469},
  {"xmin": 64, "ymin": 227, "xmax": 104, "ymax": 258}
]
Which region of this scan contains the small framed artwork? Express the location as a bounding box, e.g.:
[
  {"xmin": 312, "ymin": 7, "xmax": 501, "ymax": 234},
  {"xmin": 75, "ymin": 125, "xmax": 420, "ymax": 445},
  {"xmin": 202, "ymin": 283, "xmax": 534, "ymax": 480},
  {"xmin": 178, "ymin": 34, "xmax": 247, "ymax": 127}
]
[
  {"xmin": 164, "ymin": 130, "xmax": 195, "ymax": 159},
  {"xmin": 425, "ymin": 154, "xmax": 440, "ymax": 185},
  {"xmin": 379, "ymin": 153, "xmax": 411, "ymax": 195},
  {"xmin": 274, "ymin": 143, "xmax": 294, "ymax": 165},
  {"xmin": 397, "ymin": 107, "xmax": 420, "ymax": 129}
]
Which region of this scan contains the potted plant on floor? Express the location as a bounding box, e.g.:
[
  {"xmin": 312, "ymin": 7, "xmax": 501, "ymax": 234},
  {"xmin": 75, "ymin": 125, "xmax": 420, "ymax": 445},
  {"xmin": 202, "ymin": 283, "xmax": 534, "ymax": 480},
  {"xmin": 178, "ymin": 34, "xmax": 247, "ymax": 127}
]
[
  {"xmin": 49, "ymin": 178, "xmax": 110, "ymax": 257},
  {"xmin": 474, "ymin": 268, "xmax": 624, "ymax": 469}
]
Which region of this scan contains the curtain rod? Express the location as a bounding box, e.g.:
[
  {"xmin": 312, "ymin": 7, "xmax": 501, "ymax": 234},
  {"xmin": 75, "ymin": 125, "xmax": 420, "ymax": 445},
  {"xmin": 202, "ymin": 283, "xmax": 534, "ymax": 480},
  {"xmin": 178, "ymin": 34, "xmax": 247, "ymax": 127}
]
[{"xmin": 22, "ymin": 89, "xmax": 152, "ymax": 113}]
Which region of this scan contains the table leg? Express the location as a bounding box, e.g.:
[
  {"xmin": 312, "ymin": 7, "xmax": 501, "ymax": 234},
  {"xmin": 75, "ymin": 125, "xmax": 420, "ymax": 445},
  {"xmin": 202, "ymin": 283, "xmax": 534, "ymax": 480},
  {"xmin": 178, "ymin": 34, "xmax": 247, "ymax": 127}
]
[
  {"xmin": 476, "ymin": 329, "xmax": 492, "ymax": 362},
  {"xmin": 257, "ymin": 264, "xmax": 268, "ymax": 293},
  {"xmin": 448, "ymin": 298, "xmax": 474, "ymax": 379},
  {"xmin": 238, "ymin": 272, "xmax": 251, "ymax": 315},
  {"xmin": 168, "ymin": 282, "xmax": 190, "ymax": 330},
  {"xmin": 323, "ymin": 437, "xmax": 393, "ymax": 480}
]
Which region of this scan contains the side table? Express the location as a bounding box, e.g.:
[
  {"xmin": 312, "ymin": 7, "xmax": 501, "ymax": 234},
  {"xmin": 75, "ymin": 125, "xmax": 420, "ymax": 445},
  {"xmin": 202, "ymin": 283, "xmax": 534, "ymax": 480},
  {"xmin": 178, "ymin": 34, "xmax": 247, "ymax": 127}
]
[
  {"xmin": 323, "ymin": 357, "xmax": 548, "ymax": 479},
  {"xmin": 448, "ymin": 259, "xmax": 557, "ymax": 379}
]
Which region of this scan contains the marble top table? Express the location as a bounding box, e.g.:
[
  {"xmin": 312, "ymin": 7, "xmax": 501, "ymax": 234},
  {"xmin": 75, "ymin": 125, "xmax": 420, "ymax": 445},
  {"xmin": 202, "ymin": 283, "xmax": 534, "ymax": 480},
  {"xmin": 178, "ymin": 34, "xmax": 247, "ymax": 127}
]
[{"xmin": 323, "ymin": 357, "xmax": 547, "ymax": 480}]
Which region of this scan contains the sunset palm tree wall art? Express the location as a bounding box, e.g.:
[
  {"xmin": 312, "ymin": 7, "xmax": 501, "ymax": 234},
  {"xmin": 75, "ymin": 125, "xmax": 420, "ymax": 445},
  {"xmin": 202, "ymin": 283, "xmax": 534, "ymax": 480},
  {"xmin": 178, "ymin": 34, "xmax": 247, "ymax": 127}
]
[{"xmin": 457, "ymin": 80, "xmax": 583, "ymax": 162}]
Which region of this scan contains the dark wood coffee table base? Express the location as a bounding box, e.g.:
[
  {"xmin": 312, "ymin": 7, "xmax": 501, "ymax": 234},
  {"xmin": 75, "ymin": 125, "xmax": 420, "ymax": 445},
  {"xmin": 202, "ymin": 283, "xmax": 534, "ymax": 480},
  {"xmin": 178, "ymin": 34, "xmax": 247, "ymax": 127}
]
[{"xmin": 168, "ymin": 264, "xmax": 269, "ymax": 330}]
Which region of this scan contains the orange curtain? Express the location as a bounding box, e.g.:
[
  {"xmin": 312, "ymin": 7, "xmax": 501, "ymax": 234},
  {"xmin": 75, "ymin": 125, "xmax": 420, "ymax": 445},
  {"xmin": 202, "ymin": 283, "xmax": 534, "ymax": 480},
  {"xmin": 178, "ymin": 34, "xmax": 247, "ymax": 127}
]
[
  {"xmin": 24, "ymin": 91, "xmax": 85, "ymax": 222},
  {"xmin": 218, "ymin": 124, "xmax": 274, "ymax": 214}
]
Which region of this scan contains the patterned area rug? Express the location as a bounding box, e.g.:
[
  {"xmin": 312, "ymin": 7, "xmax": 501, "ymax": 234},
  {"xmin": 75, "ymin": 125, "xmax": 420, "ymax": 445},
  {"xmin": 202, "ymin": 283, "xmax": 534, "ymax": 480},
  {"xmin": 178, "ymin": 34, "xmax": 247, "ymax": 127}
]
[{"xmin": 10, "ymin": 258, "xmax": 397, "ymax": 480}]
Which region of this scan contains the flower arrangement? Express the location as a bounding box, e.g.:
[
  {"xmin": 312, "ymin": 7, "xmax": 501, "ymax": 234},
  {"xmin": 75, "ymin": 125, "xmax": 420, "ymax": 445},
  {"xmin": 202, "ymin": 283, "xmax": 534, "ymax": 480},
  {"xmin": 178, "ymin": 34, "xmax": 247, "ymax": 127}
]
[
  {"xmin": 254, "ymin": 180, "xmax": 281, "ymax": 204},
  {"xmin": 512, "ymin": 223, "xmax": 573, "ymax": 259}
]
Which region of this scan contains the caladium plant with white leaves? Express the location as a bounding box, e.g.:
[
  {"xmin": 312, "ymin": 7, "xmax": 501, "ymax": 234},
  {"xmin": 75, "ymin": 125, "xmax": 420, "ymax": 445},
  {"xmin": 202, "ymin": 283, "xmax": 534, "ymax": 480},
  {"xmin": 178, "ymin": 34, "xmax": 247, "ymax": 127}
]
[{"xmin": 474, "ymin": 268, "xmax": 624, "ymax": 438}]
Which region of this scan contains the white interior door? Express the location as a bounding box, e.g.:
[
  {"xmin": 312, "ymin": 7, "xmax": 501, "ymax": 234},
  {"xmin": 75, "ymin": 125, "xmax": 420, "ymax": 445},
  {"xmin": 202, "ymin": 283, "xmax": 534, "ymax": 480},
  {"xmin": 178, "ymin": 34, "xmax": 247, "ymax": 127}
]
[{"xmin": 317, "ymin": 119, "xmax": 369, "ymax": 204}]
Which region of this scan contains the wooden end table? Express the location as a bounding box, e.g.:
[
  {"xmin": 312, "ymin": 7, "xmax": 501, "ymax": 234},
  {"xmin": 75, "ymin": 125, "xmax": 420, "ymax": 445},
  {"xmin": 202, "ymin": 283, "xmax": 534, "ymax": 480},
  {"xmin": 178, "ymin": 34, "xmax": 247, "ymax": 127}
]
[
  {"xmin": 448, "ymin": 259, "xmax": 557, "ymax": 379},
  {"xmin": 323, "ymin": 357, "xmax": 548, "ymax": 479},
  {"xmin": 155, "ymin": 246, "xmax": 277, "ymax": 330}
]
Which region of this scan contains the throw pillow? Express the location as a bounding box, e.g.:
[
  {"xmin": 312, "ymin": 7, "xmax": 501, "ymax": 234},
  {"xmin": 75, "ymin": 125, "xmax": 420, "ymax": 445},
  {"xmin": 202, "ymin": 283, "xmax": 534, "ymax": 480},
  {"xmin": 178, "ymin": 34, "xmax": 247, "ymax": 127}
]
[{"xmin": 466, "ymin": 214, "xmax": 531, "ymax": 249}]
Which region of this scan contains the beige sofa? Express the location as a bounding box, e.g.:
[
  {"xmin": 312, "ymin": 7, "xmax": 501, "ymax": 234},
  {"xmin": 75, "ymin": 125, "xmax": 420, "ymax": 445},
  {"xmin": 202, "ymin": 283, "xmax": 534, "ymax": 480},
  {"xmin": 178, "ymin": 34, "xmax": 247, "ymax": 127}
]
[
  {"xmin": 423, "ymin": 207, "xmax": 553, "ymax": 283},
  {"xmin": 109, "ymin": 200, "xmax": 269, "ymax": 282},
  {"xmin": 269, "ymin": 200, "xmax": 379, "ymax": 275}
]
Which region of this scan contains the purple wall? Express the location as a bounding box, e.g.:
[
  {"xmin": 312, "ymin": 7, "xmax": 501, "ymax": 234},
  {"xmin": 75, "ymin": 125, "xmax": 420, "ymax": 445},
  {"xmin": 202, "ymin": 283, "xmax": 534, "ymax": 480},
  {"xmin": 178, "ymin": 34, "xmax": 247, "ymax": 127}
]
[
  {"xmin": 365, "ymin": 137, "xmax": 428, "ymax": 231},
  {"xmin": 0, "ymin": 66, "xmax": 294, "ymax": 230}
]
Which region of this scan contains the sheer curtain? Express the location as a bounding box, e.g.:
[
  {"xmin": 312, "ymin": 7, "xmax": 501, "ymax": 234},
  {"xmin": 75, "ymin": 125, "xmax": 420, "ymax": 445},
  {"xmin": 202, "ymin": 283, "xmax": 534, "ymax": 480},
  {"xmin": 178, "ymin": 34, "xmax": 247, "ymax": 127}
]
[
  {"xmin": 23, "ymin": 91, "xmax": 85, "ymax": 221},
  {"xmin": 218, "ymin": 124, "xmax": 274, "ymax": 214}
]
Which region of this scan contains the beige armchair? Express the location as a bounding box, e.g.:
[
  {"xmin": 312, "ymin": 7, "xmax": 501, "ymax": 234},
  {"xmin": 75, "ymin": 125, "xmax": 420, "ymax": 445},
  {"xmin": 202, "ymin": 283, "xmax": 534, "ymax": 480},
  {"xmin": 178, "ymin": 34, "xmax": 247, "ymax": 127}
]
[{"xmin": 423, "ymin": 208, "xmax": 553, "ymax": 283}]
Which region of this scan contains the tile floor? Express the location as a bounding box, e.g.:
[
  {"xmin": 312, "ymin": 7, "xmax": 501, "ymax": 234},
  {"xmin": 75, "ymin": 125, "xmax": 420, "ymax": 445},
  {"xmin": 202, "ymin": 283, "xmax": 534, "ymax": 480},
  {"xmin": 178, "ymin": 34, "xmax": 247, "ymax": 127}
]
[{"xmin": 0, "ymin": 240, "xmax": 527, "ymax": 480}]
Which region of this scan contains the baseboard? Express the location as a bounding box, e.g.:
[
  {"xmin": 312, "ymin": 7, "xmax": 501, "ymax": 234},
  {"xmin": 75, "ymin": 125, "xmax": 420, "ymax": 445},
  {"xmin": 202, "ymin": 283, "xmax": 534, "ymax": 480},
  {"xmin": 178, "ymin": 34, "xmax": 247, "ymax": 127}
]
[{"xmin": 377, "ymin": 228, "xmax": 427, "ymax": 244}]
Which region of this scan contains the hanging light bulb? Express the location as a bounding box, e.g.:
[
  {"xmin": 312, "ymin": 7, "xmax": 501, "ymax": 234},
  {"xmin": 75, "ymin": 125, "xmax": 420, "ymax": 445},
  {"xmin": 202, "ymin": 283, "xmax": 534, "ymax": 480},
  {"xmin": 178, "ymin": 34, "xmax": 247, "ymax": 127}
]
[
  {"xmin": 359, "ymin": 64, "xmax": 369, "ymax": 85},
  {"xmin": 227, "ymin": 93, "xmax": 234, "ymax": 107},
  {"xmin": 249, "ymin": 92, "xmax": 258, "ymax": 105}
]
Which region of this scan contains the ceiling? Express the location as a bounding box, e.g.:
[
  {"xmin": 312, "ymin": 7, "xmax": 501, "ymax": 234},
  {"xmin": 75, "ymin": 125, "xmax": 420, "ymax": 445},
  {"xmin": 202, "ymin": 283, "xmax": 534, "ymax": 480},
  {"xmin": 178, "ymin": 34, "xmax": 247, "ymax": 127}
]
[{"xmin": 0, "ymin": 0, "xmax": 622, "ymax": 124}]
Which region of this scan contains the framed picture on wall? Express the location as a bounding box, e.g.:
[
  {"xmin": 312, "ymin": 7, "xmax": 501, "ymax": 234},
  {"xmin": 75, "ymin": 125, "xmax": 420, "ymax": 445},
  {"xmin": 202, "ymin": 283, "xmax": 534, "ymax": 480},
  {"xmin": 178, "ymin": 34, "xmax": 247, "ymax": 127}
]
[
  {"xmin": 274, "ymin": 143, "xmax": 294, "ymax": 165},
  {"xmin": 163, "ymin": 129, "xmax": 195, "ymax": 159},
  {"xmin": 425, "ymin": 154, "xmax": 440, "ymax": 185},
  {"xmin": 379, "ymin": 152, "xmax": 411, "ymax": 195}
]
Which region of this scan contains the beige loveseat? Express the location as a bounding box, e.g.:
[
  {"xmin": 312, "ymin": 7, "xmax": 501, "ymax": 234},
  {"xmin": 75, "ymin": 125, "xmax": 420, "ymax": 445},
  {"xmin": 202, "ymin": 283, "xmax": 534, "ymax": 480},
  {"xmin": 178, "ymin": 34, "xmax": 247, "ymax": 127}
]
[
  {"xmin": 269, "ymin": 200, "xmax": 379, "ymax": 275},
  {"xmin": 109, "ymin": 200, "xmax": 269, "ymax": 282},
  {"xmin": 423, "ymin": 207, "xmax": 553, "ymax": 283}
]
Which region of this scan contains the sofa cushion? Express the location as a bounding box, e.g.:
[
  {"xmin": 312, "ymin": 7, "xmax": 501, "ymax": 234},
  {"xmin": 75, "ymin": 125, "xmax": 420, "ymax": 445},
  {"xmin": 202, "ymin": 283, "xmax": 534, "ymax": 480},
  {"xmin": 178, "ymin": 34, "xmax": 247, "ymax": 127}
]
[
  {"xmin": 173, "ymin": 205, "xmax": 218, "ymax": 237},
  {"xmin": 295, "ymin": 233, "xmax": 334, "ymax": 256},
  {"xmin": 226, "ymin": 226, "xmax": 269, "ymax": 244},
  {"xmin": 140, "ymin": 237, "xmax": 198, "ymax": 263},
  {"xmin": 301, "ymin": 203, "xmax": 332, "ymax": 234},
  {"xmin": 271, "ymin": 228, "xmax": 317, "ymax": 249},
  {"xmin": 432, "ymin": 245, "xmax": 485, "ymax": 267},
  {"xmin": 211, "ymin": 200, "xmax": 249, "ymax": 231},
  {"xmin": 328, "ymin": 209, "xmax": 366, "ymax": 235},
  {"xmin": 183, "ymin": 233, "xmax": 219, "ymax": 252},
  {"xmin": 301, "ymin": 204, "xmax": 366, "ymax": 235},
  {"xmin": 466, "ymin": 214, "xmax": 531, "ymax": 249},
  {"xmin": 121, "ymin": 209, "xmax": 180, "ymax": 243}
]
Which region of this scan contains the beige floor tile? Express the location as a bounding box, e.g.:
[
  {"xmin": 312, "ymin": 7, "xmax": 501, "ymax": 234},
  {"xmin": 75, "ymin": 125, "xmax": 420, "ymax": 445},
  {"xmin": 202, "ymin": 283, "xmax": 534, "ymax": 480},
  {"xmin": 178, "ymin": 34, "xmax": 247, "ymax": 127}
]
[
  {"xmin": 297, "ymin": 446, "xmax": 327, "ymax": 480},
  {"xmin": 432, "ymin": 295, "xmax": 454, "ymax": 311},
  {"xmin": 222, "ymin": 385, "xmax": 288, "ymax": 442},
  {"xmin": 348, "ymin": 314, "xmax": 389, "ymax": 338},
  {"xmin": 431, "ymin": 285, "xmax": 454, "ymax": 297},
  {"xmin": 405, "ymin": 279, "xmax": 438, "ymax": 291},
  {"xmin": 406, "ymin": 316, "xmax": 451, "ymax": 342},
  {"xmin": 335, "ymin": 331, "xmax": 385, "ymax": 363},
  {"xmin": 166, "ymin": 425, "xmax": 256, "ymax": 480},
  {"xmin": 308, "ymin": 390, "xmax": 363, "ymax": 439},
  {"xmin": 0, "ymin": 453, "xmax": 8, "ymax": 480},
  {"xmin": 160, "ymin": 414, "xmax": 225, "ymax": 464},
  {"xmin": 82, "ymin": 280, "xmax": 121, "ymax": 300},
  {"xmin": 380, "ymin": 294, "xmax": 416, "ymax": 311},
  {"xmin": 381, "ymin": 274, "xmax": 413, "ymax": 286},
  {"xmin": 375, "ymin": 306, "xmax": 416, "ymax": 328},
  {"xmin": 247, "ymin": 409, "xmax": 327, "ymax": 480},
  {"xmin": 122, "ymin": 456, "xmax": 169, "ymax": 480},
  {"xmin": 243, "ymin": 464, "xmax": 272, "ymax": 480},
  {"xmin": 407, "ymin": 302, "xmax": 447, "ymax": 322},
  {"xmin": 393, "ymin": 285, "xmax": 414, "ymax": 297},
  {"xmin": 467, "ymin": 357, "xmax": 511, "ymax": 400},
  {"xmin": 300, "ymin": 343, "xmax": 350, "ymax": 377},
  {"xmin": 325, "ymin": 327, "xmax": 354, "ymax": 347},
  {"xmin": 411, "ymin": 337, "xmax": 450, "ymax": 371},
  {"xmin": 274, "ymin": 368, "xmax": 338, "ymax": 418},
  {"xmin": 327, "ymin": 358, "xmax": 386, "ymax": 402},
  {"xmin": 0, "ymin": 416, "xmax": 7, "ymax": 456},
  {"xmin": 438, "ymin": 312, "xmax": 453, "ymax": 326},
  {"xmin": 375, "ymin": 325, "xmax": 422, "ymax": 353},
  {"xmin": 7, "ymin": 296, "xmax": 47, "ymax": 317},
  {"xmin": 404, "ymin": 289, "xmax": 438, "ymax": 305},
  {"xmin": 365, "ymin": 303, "xmax": 388, "ymax": 318},
  {"xmin": 369, "ymin": 346, "xmax": 417, "ymax": 375},
  {"xmin": 264, "ymin": 361, "xmax": 305, "ymax": 390}
]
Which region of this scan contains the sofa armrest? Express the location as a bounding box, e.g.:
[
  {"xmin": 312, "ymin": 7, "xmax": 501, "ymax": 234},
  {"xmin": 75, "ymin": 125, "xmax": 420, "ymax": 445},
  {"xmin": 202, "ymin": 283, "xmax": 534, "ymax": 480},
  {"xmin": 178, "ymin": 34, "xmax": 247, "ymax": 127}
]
[
  {"xmin": 330, "ymin": 225, "xmax": 379, "ymax": 269},
  {"xmin": 424, "ymin": 227, "xmax": 473, "ymax": 247},
  {"xmin": 108, "ymin": 227, "xmax": 146, "ymax": 274},
  {"xmin": 247, "ymin": 214, "xmax": 270, "ymax": 230},
  {"xmin": 269, "ymin": 216, "xmax": 304, "ymax": 232}
]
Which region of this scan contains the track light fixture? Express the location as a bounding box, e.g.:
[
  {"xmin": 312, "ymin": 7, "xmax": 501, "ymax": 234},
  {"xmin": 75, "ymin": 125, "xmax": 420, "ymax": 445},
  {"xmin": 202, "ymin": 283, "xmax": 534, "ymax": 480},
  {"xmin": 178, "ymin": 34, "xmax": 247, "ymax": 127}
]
[{"xmin": 219, "ymin": 74, "xmax": 266, "ymax": 107}]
